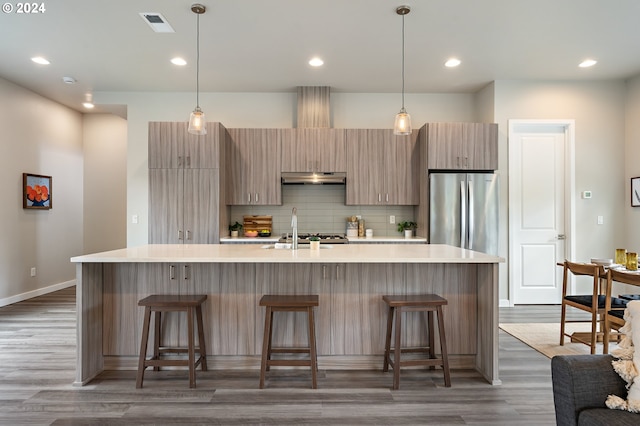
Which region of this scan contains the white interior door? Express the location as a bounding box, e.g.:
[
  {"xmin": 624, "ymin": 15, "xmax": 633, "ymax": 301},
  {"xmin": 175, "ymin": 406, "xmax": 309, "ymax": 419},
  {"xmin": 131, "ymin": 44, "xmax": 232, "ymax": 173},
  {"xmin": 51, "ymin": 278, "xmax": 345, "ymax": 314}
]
[{"xmin": 509, "ymin": 120, "xmax": 574, "ymax": 305}]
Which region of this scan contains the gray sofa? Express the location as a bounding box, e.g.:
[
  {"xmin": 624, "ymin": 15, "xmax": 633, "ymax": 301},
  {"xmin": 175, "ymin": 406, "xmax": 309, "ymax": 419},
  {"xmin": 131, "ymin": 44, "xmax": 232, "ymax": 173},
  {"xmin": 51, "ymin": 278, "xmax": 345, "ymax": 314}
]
[{"xmin": 551, "ymin": 354, "xmax": 639, "ymax": 425}]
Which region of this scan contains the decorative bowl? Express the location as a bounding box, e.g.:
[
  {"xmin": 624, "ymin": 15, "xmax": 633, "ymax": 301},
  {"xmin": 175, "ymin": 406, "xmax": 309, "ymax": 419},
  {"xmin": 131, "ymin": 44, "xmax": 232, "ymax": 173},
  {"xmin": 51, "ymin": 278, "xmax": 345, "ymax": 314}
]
[
  {"xmin": 258, "ymin": 231, "xmax": 271, "ymax": 237},
  {"xmin": 244, "ymin": 230, "xmax": 258, "ymax": 237},
  {"xmin": 591, "ymin": 258, "xmax": 613, "ymax": 266}
]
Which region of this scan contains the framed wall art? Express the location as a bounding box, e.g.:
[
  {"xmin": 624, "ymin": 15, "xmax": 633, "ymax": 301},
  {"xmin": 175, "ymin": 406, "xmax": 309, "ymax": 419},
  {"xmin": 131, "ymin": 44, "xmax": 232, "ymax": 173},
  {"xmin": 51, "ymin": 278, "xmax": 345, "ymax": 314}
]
[
  {"xmin": 23, "ymin": 173, "xmax": 52, "ymax": 210},
  {"xmin": 632, "ymin": 177, "xmax": 640, "ymax": 207}
]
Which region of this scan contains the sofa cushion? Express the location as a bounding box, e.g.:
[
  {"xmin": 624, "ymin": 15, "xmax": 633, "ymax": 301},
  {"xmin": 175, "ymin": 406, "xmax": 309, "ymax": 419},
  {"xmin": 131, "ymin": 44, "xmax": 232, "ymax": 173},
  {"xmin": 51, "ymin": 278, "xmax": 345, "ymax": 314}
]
[{"xmin": 579, "ymin": 408, "xmax": 640, "ymax": 426}]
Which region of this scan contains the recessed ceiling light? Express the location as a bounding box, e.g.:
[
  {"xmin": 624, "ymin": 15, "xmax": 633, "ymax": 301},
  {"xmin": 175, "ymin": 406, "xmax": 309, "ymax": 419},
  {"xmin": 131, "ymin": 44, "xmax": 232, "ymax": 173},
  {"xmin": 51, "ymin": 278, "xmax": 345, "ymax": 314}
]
[
  {"xmin": 579, "ymin": 59, "xmax": 597, "ymax": 68},
  {"xmin": 83, "ymin": 102, "xmax": 95, "ymax": 109},
  {"xmin": 171, "ymin": 57, "xmax": 187, "ymax": 66},
  {"xmin": 31, "ymin": 57, "xmax": 50, "ymax": 65},
  {"xmin": 445, "ymin": 58, "xmax": 461, "ymax": 68},
  {"xmin": 309, "ymin": 57, "xmax": 324, "ymax": 67},
  {"xmin": 62, "ymin": 76, "xmax": 77, "ymax": 84}
]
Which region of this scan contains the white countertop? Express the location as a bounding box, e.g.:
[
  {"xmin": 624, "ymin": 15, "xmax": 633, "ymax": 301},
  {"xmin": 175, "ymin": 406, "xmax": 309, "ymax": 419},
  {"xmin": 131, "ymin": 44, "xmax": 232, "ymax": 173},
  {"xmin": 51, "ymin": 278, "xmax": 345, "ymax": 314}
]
[{"xmin": 71, "ymin": 244, "xmax": 503, "ymax": 264}]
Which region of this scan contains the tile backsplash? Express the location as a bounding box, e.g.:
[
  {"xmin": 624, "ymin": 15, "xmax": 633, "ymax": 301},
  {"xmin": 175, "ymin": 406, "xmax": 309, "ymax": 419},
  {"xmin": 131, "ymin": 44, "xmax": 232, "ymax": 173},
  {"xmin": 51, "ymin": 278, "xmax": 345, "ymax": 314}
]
[{"xmin": 230, "ymin": 185, "xmax": 415, "ymax": 237}]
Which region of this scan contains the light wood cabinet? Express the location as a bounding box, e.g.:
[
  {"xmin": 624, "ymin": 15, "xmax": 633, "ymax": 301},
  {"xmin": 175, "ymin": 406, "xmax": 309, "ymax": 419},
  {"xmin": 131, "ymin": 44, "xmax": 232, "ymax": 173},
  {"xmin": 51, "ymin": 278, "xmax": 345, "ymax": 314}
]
[
  {"xmin": 148, "ymin": 122, "xmax": 220, "ymax": 169},
  {"xmin": 103, "ymin": 263, "xmax": 256, "ymax": 356},
  {"xmin": 226, "ymin": 128, "xmax": 282, "ymax": 205},
  {"xmin": 281, "ymin": 128, "xmax": 346, "ymax": 172},
  {"xmin": 149, "ymin": 168, "xmax": 220, "ymax": 243},
  {"xmin": 345, "ymin": 129, "xmax": 419, "ymax": 205},
  {"xmin": 427, "ymin": 122, "xmax": 498, "ymax": 170}
]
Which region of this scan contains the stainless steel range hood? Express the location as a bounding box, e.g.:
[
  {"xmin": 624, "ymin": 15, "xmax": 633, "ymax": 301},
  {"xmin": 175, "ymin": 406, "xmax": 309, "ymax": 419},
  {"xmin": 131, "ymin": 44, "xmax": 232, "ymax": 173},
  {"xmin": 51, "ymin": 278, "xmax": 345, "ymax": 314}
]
[{"xmin": 281, "ymin": 172, "xmax": 346, "ymax": 185}]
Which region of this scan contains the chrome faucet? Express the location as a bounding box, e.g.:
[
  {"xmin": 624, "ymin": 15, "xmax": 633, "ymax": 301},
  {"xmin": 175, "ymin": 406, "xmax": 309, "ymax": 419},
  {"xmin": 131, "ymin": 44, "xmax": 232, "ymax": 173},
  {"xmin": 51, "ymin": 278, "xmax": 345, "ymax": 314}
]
[{"xmin": 291, "ymin": 207, "xmax": 298, "ymax": 250}]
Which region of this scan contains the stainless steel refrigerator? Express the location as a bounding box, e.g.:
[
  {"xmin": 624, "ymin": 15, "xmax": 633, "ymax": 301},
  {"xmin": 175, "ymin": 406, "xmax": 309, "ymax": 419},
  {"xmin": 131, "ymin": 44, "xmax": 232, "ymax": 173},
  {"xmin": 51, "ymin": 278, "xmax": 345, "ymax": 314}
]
[{"xmin": 429, "ymin": 172, "xmax": 499, "ymax": 255}]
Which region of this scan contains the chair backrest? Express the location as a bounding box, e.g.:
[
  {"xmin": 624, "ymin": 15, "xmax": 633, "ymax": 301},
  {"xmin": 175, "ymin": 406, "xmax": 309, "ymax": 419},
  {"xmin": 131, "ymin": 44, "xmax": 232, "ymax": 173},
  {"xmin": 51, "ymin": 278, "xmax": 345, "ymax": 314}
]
[
  {"xmin": 562, "ymin": 260, "xmax": 604, "ymax": 297},
  {"xmin": 609, "ymin": 268, "xmax": 640, "ymax": 287}
]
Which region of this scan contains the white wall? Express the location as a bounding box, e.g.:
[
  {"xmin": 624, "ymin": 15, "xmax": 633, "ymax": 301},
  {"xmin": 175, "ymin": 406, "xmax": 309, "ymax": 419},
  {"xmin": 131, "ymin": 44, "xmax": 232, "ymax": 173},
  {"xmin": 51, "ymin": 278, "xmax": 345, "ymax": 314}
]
[
  {"xmin": 0, "ymin": 78, "xmax": 83, "ymax": 304},
  {"xmin": 494, "ymin": 80, "xmax": 627, "ymax": 300},
  {"xmin": 82, "ymin": 114, "xmax": 127, "ymax": 254}
]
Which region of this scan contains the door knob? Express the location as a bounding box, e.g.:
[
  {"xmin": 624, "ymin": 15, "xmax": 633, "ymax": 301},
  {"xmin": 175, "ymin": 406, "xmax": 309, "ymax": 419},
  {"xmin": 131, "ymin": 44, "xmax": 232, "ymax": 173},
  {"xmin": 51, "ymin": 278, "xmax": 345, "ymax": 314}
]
[{"xmin": 556, "ymin": 234, "xmax": 566, "ymax": 240}]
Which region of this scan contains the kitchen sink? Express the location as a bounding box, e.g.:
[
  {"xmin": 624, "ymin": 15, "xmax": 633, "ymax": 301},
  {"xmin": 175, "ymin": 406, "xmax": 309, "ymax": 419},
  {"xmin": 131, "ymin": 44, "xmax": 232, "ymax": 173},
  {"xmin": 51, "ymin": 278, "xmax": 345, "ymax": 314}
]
[{"xmin": 261, "ymin": 244, "xmax": 334, "ymax": 250}]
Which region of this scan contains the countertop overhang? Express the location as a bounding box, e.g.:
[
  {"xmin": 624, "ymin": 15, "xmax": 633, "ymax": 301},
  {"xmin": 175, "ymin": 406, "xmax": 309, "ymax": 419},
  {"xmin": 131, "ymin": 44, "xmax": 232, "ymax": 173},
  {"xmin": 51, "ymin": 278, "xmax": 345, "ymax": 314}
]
[{"xmin": 71, "ymin": 244, "xmax": 504, "ymax": 264}]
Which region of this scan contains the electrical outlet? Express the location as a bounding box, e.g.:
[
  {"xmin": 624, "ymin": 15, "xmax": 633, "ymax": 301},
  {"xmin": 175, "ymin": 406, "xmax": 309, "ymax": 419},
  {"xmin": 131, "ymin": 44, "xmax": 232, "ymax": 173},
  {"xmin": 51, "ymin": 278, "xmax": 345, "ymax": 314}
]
[
  {"xmin": 597, "ymin": 215, "xmax": 604, "ymax": 225},
  {"xmin": 390, "ymin": 215, "xmax": 395, "ymax": 224},
  {"xmin": 132, "ymin": 215, "xmax": 139, "ymax": 224},
  {"xmin": 30, "ymin": 267, "xmax": 36, "ymax": 277}
]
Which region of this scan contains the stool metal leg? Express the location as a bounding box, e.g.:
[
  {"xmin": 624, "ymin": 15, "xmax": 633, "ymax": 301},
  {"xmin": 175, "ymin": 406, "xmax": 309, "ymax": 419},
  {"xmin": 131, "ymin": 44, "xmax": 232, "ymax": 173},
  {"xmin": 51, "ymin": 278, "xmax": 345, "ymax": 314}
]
[{"xmin": 136, "ymin": 306, "xmax": 152, "ymax": 388}]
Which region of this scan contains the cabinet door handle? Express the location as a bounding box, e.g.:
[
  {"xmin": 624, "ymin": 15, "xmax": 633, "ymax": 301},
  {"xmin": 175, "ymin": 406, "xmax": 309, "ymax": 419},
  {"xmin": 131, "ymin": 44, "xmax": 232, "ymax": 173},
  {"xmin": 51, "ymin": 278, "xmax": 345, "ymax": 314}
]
[
  {"xmin": 178, "ymin": 156, "xmax": 183, "ymax": 167},
  {"xmin": 178, "ymin": 230, "xmax": 183, "ymax": 240},
  {"xmin": 386, "ymin": 193, "xmax": 389, "ymax": 203},
  {"xmin": 335, "ymin": 265, "xmax": 340, "ymax": 280},
  {"xmin": 170, "ymin": 265, "xmax": 176, "ymax": 280},
  {"xmin": 323, "ymin": 265, "xmax": 327, "ymax": 280},
  {"xmin": 186, "ymin": 230, "xmax": 191, "ymax": 240},
  {"xmin": 248, "ymin": 193, "xmax": 251, "ymax": 203},
  {"xmin": 184, "ymin": 264, "xmax": 189, "ymax": 280},
  {"xmin": 378, "ymin": 194, "xmax": 382, "ymax": 202},
  {"xmin": 255, "ymin": 193, "xmax": 259, "ymax": 203}
]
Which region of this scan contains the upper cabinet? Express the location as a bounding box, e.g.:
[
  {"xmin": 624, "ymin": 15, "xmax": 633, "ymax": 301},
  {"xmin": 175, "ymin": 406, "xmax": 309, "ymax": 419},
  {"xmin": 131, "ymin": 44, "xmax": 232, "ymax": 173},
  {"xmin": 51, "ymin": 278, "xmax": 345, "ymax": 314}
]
[
  {"xmin": 345, "ymin": 129, "xmax": 419, "ymax": 205},
  {"xmin": 226, "ymin": 128, "xmax": 282, "ymax": 205},
  {"xmin": 426, "ymin": 122, "xmax": 498, "ymax": 171},
  {"xmin": 149, "ymin": 122, "xmax": 221, "ymax": 169},
  {"xmin": 281, "ymin": 128, "xmax": 346, "ymax": 172}
]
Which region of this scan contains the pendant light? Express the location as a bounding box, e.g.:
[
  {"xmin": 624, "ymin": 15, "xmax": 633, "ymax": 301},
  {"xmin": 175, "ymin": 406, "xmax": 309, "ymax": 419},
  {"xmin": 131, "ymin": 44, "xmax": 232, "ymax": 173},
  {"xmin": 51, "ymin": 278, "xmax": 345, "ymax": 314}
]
[
  {"xmin": 188, "ymin": 3, "xmax": 207, "ymax": 135},
  {"xmin": 393, "ymin": 5, "xmax": 411, "ymax": 136}
]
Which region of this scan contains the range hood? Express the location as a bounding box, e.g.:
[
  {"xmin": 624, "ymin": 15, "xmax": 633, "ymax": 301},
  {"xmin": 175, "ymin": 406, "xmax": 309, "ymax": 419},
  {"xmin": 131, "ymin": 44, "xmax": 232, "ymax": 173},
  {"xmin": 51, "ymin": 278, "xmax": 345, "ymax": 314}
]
[{"xmin": 281, "ymin": 172, "xmax": 346, "ymax": 185}]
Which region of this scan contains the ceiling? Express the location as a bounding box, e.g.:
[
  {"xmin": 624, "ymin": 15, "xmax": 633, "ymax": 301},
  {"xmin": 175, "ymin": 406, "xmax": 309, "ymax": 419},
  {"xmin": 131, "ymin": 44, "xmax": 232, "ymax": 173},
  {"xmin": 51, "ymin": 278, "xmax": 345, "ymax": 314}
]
[{"xmin": 2, "ymin": 0, "xmax": 640, "ymax": 114}]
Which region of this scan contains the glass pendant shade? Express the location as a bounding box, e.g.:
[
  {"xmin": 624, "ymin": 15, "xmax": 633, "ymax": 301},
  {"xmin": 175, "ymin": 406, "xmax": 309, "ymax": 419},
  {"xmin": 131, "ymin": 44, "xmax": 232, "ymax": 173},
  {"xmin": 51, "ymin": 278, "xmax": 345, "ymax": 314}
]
[
  {"xmin": 394, "ymin": 108, "xmax": 411, "ymax": 135},
  {"xmin": 188, "ymin": 107, "xmax": 207, "ymax": 135}
]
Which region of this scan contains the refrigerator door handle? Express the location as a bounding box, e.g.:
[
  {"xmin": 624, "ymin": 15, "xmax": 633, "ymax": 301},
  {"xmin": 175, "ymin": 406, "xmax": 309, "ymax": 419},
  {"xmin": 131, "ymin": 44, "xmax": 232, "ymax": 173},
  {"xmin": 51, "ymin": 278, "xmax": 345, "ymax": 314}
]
[
  {"xmin": 460, "ymin": 180, "xmax": 467, "ymax": 249},
  {"xmin": 468, "ymin": 179, "xmax": 474, "ymax": 250}
]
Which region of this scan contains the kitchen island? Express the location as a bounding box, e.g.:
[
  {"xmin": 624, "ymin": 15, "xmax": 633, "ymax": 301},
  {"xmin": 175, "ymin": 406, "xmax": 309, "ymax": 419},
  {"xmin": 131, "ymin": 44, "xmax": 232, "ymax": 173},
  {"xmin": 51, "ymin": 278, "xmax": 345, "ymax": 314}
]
[{"xmin": 71, "ymin": 244, "xmax": 503, "ymax": 386}]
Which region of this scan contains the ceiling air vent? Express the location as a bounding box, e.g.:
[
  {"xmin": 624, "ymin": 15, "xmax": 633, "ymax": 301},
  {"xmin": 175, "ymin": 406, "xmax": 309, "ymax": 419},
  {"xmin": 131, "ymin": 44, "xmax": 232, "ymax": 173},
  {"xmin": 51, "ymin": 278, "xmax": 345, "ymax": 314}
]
[{"xmin": 139, "ymin": 12, "xmax": 175, "ymax": 33}]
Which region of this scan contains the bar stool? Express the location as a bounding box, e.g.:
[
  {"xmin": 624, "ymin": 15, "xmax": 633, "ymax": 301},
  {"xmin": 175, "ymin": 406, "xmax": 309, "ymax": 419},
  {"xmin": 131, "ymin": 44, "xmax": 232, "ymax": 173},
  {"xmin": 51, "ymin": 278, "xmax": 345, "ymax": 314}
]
[
  {"xmin": 382, "ymin": 294, "xmax": 451, "ymax": 389},
  {"xmin": 259, "ymin": 294, "xmax": 319, "ymax": 389},
  {"xmin": 136, "ymin": 294, "xmax": 208, "ymax": 388}
]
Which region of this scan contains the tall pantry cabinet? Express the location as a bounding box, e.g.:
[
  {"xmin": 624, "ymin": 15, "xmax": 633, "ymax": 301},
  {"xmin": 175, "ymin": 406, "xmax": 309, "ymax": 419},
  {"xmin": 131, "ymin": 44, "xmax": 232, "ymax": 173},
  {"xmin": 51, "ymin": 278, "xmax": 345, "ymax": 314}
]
[{"xmin": 148, "ymin": 122, "xmax": 228, "ymax": 244}]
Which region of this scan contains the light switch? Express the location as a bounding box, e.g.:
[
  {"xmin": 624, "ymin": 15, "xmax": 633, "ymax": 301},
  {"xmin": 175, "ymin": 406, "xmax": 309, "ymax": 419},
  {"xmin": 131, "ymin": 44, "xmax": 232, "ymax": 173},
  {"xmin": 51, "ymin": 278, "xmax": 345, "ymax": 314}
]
[
  {"xmin": 582, "ymin": 191, "xmax": 592, "ymax": 199},
  {"xmin": 132, "ymin": 215, "xmax": 138, "ymax": 224},
  {"xmin": 597, "ymin": 215, "xmax": 604, "ymax": 225}
]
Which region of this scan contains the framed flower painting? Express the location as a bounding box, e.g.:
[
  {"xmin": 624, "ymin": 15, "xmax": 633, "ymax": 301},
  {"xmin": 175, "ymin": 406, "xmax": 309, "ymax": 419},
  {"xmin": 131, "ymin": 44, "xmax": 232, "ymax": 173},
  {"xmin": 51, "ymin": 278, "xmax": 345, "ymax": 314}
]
[{"xmin": 23, "ymin": 173, "xmax": 52, "ymax": 210}]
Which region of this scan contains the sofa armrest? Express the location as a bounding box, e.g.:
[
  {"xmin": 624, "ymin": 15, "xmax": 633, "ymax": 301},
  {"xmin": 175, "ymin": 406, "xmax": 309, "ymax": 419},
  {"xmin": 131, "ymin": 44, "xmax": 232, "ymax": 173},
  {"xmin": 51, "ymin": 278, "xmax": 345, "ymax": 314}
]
[{"xmin": 551, "ymin": 354, "xmax": 627, "ymax": 426}]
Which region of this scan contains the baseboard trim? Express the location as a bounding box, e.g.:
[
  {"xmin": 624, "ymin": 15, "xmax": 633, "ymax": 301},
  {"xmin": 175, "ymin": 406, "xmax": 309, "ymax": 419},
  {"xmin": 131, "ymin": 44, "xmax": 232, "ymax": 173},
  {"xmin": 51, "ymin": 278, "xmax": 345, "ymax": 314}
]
[{"xmin": 0, "ymin": 280, "xmax": 76, "ymax": 307}]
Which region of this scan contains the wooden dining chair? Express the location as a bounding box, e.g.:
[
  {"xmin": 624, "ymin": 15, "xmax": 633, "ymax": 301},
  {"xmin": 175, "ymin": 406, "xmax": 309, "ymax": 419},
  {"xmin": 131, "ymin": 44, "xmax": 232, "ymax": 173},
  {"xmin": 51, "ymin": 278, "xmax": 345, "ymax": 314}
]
[
  {"xmin": 559, "ymin": 261, "xmax": 625, "ymax": 354},
  {"xmin": 603, "ymin": 268, "xmax": 640, "ymax": 353}
]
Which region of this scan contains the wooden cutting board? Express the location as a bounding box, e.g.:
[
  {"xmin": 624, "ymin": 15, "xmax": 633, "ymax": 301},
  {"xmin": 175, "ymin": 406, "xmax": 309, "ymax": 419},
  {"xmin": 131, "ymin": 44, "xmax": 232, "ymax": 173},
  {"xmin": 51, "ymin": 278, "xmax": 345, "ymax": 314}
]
[{"xmin": 243, "ymin": 215, "xmax": 272, "ymax": 232}]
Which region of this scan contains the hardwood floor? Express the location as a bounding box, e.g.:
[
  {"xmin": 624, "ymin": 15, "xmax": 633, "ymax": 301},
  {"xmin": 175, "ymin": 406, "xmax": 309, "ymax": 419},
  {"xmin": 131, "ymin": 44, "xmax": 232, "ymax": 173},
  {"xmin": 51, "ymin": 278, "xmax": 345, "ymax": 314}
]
[{"xmin": 0, "ymin": 287, "xmax": 561, "ymax": 425}]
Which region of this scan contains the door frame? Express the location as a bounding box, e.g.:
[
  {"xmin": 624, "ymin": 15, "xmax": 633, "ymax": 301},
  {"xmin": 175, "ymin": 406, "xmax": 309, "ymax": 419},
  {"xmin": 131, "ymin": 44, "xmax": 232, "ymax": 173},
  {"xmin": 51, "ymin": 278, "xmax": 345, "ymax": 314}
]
[{"xmin": 507, "ymin": 119, "xmax": 576, "ymax": 306}]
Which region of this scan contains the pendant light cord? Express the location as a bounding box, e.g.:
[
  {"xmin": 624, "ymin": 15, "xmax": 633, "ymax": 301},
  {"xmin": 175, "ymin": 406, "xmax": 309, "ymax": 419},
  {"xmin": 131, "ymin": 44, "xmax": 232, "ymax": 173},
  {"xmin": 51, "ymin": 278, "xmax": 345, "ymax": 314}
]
[
  {"xmin": 196, "ymin": 12, "xmax": 200, "ymax": 109},
  {"xmin": 401, "ymin": 12, "xmax": 405, "ymax": 111}
]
